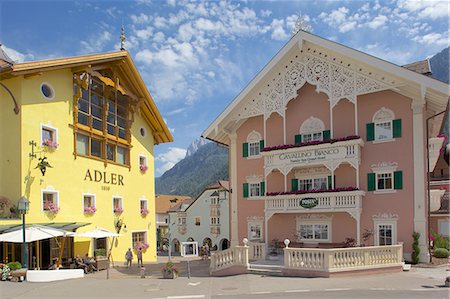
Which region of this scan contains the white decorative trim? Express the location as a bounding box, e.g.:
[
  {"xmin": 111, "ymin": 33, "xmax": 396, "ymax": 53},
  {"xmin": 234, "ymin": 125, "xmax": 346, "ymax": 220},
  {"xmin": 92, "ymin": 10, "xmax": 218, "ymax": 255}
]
[
  {"xmin": 373, "ymin": 213, "xmax": 398, "ymax": 246},
  {"xmin": 41, "ymin": 188, "xmax": 59, "ymax": 212},
  {"xmin": 371, "ymin": 162, "xmax": 398, "ymax": 173},
  {"xmin": 40, "ymin": 123, "xmax": 59, "ymax": 146},
  {"xmin": 247, "ymin": 130, "xmax": 261, "ymax": 143},
  {"xmin": 296, "ymin": 214, "xmax": 332, "ymax": 242},
  {"xmin": 81, "ymin": 193, "xmax": 96, "ymax": 213},
  {"xmin": 245, "ymin": 175, "xmax": 263, "ymax": 183},
  {"xmin": 247, "ymin": 216, "xmax": 264, "ymax": 221},
  {"xmin": 372, "ymin": 212, "xmax": 399, "ymax": 220},
  {"xmin": 372, "ymin": 107, "xmax": 395, "ymax": 123},
  {"xmin": 40, "ymin": 82, "xmax": 55, "ymax": 100},
  {"xmin": 296, "ymin": 214, "xmax": 333, "ymax": 221},
  {"xmin": 294, "ymin": 166, "xmax": 330, "ymax": 178},
  {"xmin": 300, "ymin": 117, "xmax": 325, "ymax": 135},
  {"xmin": 247, "ymin": 217, "xmax": 264, "ymax": 241},
  {"xmin": 112, "ymin": 196, "xmax": 123, "ymax": 214}
]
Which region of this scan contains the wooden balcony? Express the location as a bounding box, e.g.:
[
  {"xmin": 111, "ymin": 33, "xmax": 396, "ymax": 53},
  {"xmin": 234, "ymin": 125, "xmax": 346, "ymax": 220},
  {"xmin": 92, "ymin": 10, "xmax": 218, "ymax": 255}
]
[
  {"xmin": 264, "ymin": 190, "xmax": 364, "ymax": 214},
  {"xmin": 261, "ymin": 138, "xmax": 363, "ymax": 174}
]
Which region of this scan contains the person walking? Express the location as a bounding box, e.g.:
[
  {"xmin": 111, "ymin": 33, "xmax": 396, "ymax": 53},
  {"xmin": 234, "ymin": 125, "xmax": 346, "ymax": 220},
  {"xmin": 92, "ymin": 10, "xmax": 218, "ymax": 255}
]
[
  {"xmin": 125, "ymin": 248, "xmax": 133, "ymax": 268},
  {"xmin": 137, "ymin": 247, "xmax": 143, "ymax": 267}
]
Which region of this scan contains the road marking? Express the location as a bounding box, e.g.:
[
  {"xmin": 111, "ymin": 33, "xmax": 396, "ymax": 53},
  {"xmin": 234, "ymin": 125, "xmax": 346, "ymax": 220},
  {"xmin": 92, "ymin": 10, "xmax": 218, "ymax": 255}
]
[
  {"xmin": 188, "ymin": 282, "xmax": 201, "ymax": 286},
  {"xmin": 167, "ymin": 296, "xmax": 206, "ymax": 299},
  {"xmin": 251, "ymin": 291, "xmax": 271, "ymax": 294},
  {"xmin": 325, "ymin": 288, "xmax": 351, "ymax": 291},
  {"xmin": 285, "ymin": 289, "xmax": 311, "ymax": 293}
]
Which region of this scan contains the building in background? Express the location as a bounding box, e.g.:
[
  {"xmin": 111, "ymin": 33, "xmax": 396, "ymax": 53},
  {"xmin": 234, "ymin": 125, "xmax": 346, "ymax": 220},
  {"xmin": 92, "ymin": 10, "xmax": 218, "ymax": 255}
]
[
  {"xmin": 203, "ymin": 30, "xmax": 449, "ymax": 262},
  {"xmin": 0, "ymin": 48, "xmax": 172, "ymax": 267},
  {"xmin": 168, "ymin": 181, "xmax": 230, "ymax": 254}
]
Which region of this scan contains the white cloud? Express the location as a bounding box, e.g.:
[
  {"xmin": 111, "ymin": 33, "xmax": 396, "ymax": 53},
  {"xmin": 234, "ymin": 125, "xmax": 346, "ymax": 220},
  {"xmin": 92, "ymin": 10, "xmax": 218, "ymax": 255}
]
[
  {"xmin": 154, "ymin": 16, "xmax": 168, "ymax": 28},
  {"xmin": 135, "ymin": 26, "xmax": 153, "ymax": 41},
  {"xmin": 340, "ymin": 21, "xmax": 357, "ymax": 33},
  {"xmin": 413, "ymin": 32, "xmax": 450, "ymax": 47},
  {"xmin": 2, "ymin": 45, "xmax": 34, "ymax": 62},
  {"xmin": 156, "ymin": 147, "xmax": 187, "ymax": 175},
  {"xmin": 270, "ymin": 19, "xmax": 289, "ymax": 40},
  {"xmin": 166, "ymin": 107, "xmax": 187, "ymax": 116},
  {"xmin": 367, "ymin": 15, "xmax": 388, "ymax": 29},
  {"xmin": 167, "ymin": 0, "xmax": 176, "ymax": 7},
  {"xmin": 130, "ymin": 13, "xmax": 151, "ymax": 25},
  {"xmin": 397, "ymin": 0, "xmax": 449, "ymax": 19},
  {"xmin": 80, "ymin": 30, "xmax": 112, "ymax": 54},
  {"xmin": 260, "ymin": 9, "xmax": 272, "ymax": 17}
]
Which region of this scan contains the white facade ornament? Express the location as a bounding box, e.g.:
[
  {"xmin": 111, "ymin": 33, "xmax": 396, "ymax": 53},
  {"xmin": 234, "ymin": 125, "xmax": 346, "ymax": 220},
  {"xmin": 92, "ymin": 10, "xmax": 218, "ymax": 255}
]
[
  {"xmin": 235, "ymin": 50, "xmax": 391, "ymax": 120},
  {"xmin": 296, "ymin": 214, "xmax": 333, "ymax": 221},
  {"xmin": 372, "ymin": 212, "xmax": 399, "ymax": 220},
  {"xmin": 247, "ymin": 216, "xmax": 264, "ymax": 221},
  {"xmin": 372, "ymin": 107, "xmax": 395, "ymax": 123},
  {"xmin": 371, "ymin": 161, "xmax": 398, "ymax": 173},
  {"xmin": 300, "ymin": 116, "xmax": 325, "ymax": 134},
  {"xmin": 247, "ymin": 130, "xmax": 261, "ymax": 142},
  {"xmin": 245, "ymin": 175, "xmax": 263, "ymax": 183},
  {"xmin": 294, "ymin": 166, "xmax": 329, "ymax": 177}
]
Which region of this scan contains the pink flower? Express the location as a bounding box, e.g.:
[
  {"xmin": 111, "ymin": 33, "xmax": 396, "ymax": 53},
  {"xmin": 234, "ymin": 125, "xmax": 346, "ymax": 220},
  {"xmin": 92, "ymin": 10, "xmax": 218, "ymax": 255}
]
[
  {"xmin": 42, "ymin": 139, "xmax": 59, "ymax": 149},
  {"xmin": 84, "ymin": 206, "xmax": 97, "ymax": 214},
  {"xmin": 140, "ymin": 208, "xmax": 149, "ymax": 216},
  {"xmin": 134, "ymin": 241, "xmax": 149, "ymax": 251},
  {"xmin": 44, "ymin": 201, "xmax": 60, "ymax": 214},
  {"xmin": 140, "ymin": 164, "xmax": 148, "ymax": 172},
  {"xmin": 114, "ymin": 207, "xmax": 123, "ymax": 215},
  {"xmin": 262, "ymin": 135, "xmax": 360, "ymax": 152}
]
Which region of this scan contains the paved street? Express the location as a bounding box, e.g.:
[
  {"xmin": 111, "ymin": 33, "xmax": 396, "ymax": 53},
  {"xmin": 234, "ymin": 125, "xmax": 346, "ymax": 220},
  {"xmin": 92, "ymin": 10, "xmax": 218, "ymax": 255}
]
[{"xmin": 1, "ymin": 257, "xmax": 449, "ymax": 299}]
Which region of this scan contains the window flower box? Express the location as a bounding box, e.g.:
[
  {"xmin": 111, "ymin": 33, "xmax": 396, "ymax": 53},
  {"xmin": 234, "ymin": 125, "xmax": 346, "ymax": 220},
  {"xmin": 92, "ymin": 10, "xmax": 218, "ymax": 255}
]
[
  {"xmin": 42, "ymin": 139, "xmax": 59, "ymax": 150},
  {"xmin": 84, "ymin": 206, "xmax": 97, "ymax": 215},
  {"xmin": 262, "ymin": 135, "xmax": 360, "ymax": 152},
  {"xmin": 139, "ymin": 164, "xmax": 148, "ymax": 172},
  {"xmin": 134, "ymin": 241, "xmax": 149, "ymax": 251},
  {"xmin": 114, "ymin": 207, "xmax": 123, "ymax": 215},
  {"xmin": 140, "ymin": 208, "xmax": 149, "ymax": 217},
  {"xmin": 44, "ymin": 202, "xmax": 60, "ymax": 214}
]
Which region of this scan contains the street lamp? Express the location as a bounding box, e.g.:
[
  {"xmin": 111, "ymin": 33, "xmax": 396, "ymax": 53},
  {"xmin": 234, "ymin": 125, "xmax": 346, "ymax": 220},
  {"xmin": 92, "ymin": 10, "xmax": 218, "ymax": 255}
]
[{"xmin": 17, "ymin": 196, "xmax": 29, "ymax": 269}]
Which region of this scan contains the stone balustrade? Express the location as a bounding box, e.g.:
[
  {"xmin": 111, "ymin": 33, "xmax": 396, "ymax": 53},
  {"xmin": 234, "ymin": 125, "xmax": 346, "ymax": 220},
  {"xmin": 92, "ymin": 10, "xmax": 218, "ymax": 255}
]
[
  {"xmin": 284, "ymin": 244, "xmax": 403, "ymax": 272},
  {"xmin": 265, "ymin": 190, "xmax": 364, "ymax": 213},
  {"xmin": 248, "ymin": 242, "xmax": 266, "ymax": 260},
  {"xmin": 210, "ymin": 245, "xmax": 248, "ymax": 273}
]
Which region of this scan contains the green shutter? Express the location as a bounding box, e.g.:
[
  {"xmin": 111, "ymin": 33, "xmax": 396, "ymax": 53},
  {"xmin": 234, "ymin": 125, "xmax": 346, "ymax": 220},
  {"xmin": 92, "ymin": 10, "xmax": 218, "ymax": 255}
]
[
  {"xmin": 259, "ymin": 139, "xmax": 265, "ymax": 151},
  {"xmin": 243, "ymin": 183, "xmax": 249, "ymax": 198},
  {"xmin": 242, "ymin": 143, "xmax": 248, "ymax": 158},
  {"xmin": 368, "ymin": 173, "xmax": 376, "ymax": 191},
  {"xmin": 394, "ymin": 171, "xmax": 403, "ymax": 190},
  {"xmin": 295, "ymin": 134, "xmax": 302, "ymax": 144},
  {"xmin": 323, "ymin": 130, "xmax": 331, "ymax": 140},
  {"xmin": 327, "ymin": 176, "xmax": 332, "ymax": 189},
  {"xmin": 393, "ymin": 119, "xmax": 402, "ymax": 138},
  {"xmin": 366, "ymin": 123, "xmax": 375, "ymax": 141},
  {"xmin": 291, "ymin": 178, "xmax": 298, "ymax": 191},
  {"xmin": 260, "ymin": 181, "xmax": 265, "ymax": 196}
]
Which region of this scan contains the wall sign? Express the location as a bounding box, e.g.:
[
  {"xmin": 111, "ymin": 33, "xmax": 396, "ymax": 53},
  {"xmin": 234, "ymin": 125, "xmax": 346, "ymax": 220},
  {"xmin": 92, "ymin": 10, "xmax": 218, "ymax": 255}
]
[
  {"xmin": 84, "ymin": 169, "xmax": 124, "ymax": 186},
  {"xmin": 277, "ymin": 147, "xmax": 346, "ymax": 164},
  {"xmin": 300, "ymin": 198, "xmax": 318, "ymax": 209}
]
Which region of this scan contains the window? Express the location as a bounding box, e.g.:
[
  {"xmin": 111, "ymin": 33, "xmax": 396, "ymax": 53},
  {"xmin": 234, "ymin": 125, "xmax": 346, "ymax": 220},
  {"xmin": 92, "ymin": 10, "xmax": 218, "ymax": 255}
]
[
  {"xmin": 377, "ymin": 173, "xmax": 392, "ymax": 190},
  {"xmin": 42, "ymin": 190, "xmax": 59, "ymax": 212},
  {"xmin": 178, "ymin": 217, "xmax": 186, "ymax": 225},
  {"xmin": 249, "ymin": 183, "xmax": 260, "ymax": 197},
  {"xmin": 211, "ymin": 217, "xmax": 220, "ymax": 225},
  {"xmin": 218, "ymin": 190, "xmax": 226, "ymax": 200},
  {"xmin": 243, "ymin": 131, "xmax": 263, "ymax": 158},
  {"xmin": 438, "ymin": 220, "xmax": 449, "ymax": 236},
  {"xmin": 73, "ymin": 73, "xmax": 131, "ymax": 166},
  {"xmin": 368, "ymin": 107, "xmax": 401, "ymax": 142},
  {"xmin": 140, "ymin": 199, "xmax": 148, "ymax": 210},
  {"xmin": 297, "ymin": 117, "xmax": 329, "ymax": 143},
  {"xmin": 295, "ymin": 177, "xmax": 328, "ymax": 191},
  {"xmin": 195, "ymin": 217, "xmax": 201, "ymax": 226},
  {"xmin": 298, "ymin": 224, "xmax": 329, "ymax": 241},
  {"xmin": 132, "ymin": 231, "xmax": 147, "ymax": 248},
  {"xmin": 40, "ymin": 83, "xmax": 55, "ymax": 99},
  {"xmin": 140, "ymin": 127, "xmax": 146, "ymax": 137},
  {"xmin": 41, "ymin": 125, "xmax": 58, "ymax": 149},
  {"xmin": 211, "ymin": 197, "xmax": 218, "ymax": 205},
  {"xmin": 249, "ymin": 223, "xmax": 261, "ymax": 240},
  {"xmin": 139, "ymin": 155, "xmax": 148, "ymax": 172},
  {"xmin": 83, "ymin": 194, "xmax": 96, "ymax": 213},
  {"xmin": 302, "ymin": 132, "xmax": 322, "ymax": 143},
  {"xmin": 377, "ymin": 224, "xmax": 393, "ymax": 245},
  {"xmin": 112, "ymin": 197, "xmax": 123, "ymax": 213}
]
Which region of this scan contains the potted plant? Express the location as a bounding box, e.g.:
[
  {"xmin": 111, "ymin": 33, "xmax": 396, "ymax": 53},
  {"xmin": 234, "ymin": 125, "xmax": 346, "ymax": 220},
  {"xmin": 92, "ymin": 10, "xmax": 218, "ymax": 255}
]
[
  {"xmin": 162, "ymin": 262, "xmax": 178, "ymax": 279},
  {"xmin": 114, "ymin": 207, "xmax": 123, "ymax": 215},
  {"xmin": 140, "ymin": 208, "xmax": 149, "ymax": 217},
  {"xmin": 42, "ymin": 139, "xmax": 59, "ymax": 150},
  {"xmin": 84, "ymin": 206, "xmax": 97, "ymax": 215},
  {"xmin": 44, "ymin": 202, "xmax": 60, "ymax": 215},
  {"xmin": 0, "ymin": 263, "xmax": 10, "ymax": 281},
  {"xmin": 139, "ymin": 164, "xmax": 148, "ymax": 172}
]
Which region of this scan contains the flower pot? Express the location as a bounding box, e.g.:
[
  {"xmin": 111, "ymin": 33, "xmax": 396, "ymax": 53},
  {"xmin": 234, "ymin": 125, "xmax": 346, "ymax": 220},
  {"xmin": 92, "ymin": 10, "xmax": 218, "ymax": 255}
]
[{"xmin": 162, "ymin": 270, "xmax": 178, "ymax": 279}]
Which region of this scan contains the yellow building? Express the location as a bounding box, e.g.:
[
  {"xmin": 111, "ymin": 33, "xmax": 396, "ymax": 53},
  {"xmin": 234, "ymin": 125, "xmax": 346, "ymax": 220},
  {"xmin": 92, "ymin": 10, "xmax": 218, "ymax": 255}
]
[{"xmin": 0, "ymin": 48, "xmax": 172, "ymax": 268}]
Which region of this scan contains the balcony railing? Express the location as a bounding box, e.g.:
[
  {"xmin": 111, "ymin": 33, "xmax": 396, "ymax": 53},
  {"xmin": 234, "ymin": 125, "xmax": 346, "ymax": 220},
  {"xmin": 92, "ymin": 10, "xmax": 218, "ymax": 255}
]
[
  {"xmin": 262, "ymin": 138, "xmax": 363, "ymax": 172},
  {"xmin": 265, "ymin": 190, "xmax": 364, "ymax": 213}
]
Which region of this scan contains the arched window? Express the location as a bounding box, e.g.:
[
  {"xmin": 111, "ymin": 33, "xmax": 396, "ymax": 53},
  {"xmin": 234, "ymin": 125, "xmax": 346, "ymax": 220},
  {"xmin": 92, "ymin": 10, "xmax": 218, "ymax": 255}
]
[
  {"xmin": 372, "ymin": 107, "xmax": 395, "ymax": 141},
  {"xmin": 243, "ymin": 130, "xmax": 263, "ymax": 158},
  {"xmin": 296, "ymin": 117, "xmax": 329, "ymax": 143}
]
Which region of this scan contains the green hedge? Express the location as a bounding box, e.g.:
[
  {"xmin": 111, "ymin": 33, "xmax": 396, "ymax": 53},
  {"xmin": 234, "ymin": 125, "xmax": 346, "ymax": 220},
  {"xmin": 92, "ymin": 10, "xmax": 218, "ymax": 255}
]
[
  {"xmin": 432, "ymin": 232, "xmax": 450, "ymax": 250},
  {"xmin": 94, "ymin": 248, "xmax": 106, "ymax": 257},
  {"xmin": 433, "ymin": 248, "xmax": 449, "ymax": 258},
  {"xmin": 6, "ymin": 261, "xmax": 22, "ymax": 270}
]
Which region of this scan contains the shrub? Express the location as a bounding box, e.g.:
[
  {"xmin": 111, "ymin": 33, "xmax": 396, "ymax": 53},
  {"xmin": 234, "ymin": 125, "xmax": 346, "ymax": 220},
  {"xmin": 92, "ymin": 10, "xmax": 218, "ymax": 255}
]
[
  {"xmin": 432, "ymin": 232, "xmax": 450, "ymax": 250},
  {"xmin": 94, "ymin": 248, "xmax": 107, "ymax": 257},
  {"xmin": 411, "ymin": 231, "xmax": 420, "ymax": 264},
  {"xmin": 433, "ymin": 248, "xmax": 449, "ymax": 258},
  {"xmin": 6, "ymin": 261, "xmax": 22, "ymax": 270}
]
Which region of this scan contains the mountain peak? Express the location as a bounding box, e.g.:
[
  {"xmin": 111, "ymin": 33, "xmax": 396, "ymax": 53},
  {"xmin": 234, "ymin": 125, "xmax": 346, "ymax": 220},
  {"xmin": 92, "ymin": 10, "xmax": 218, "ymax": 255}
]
[{"xmin": 185, "ymin": 138, "xmax": 209, "ymax": 158}]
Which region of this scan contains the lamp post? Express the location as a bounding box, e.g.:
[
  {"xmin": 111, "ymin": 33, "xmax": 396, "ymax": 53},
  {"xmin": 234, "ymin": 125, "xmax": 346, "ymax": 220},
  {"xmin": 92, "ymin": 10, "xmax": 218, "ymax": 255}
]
[
  {"xmin": 426, "ymin": 107, "xmax": 448, "ymax": 263},
  {"xmin": 17, "ymin": 196, "xmax": 29, "ymax": 269}
]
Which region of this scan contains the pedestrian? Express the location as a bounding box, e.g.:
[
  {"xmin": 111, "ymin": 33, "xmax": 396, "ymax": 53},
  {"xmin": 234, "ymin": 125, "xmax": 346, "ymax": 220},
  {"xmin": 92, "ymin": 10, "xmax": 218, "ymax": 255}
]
[
  {"xmin": 137, "ymin": 247, "xmax": 143, "ymax": 267},
  {"xmin": 205, "ymin": 243, "xmax": 210, "ymax": 258},
  {"xmin": 125, "ymin": 248, "xmax": 133, "ymax": 268}
]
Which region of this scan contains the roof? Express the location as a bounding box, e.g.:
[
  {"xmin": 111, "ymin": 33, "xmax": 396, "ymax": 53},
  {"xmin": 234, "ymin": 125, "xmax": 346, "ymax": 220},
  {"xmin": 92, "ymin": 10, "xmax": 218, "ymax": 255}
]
[
  {"xmin": 403, "ymin": 59, "xmax": 432, "ymax": 77},
  {"xmin": 202, "ymin": 30, "xmax": 450, "ymax": 145},
  {"xmin": 0, "ymin": 51, "xmax": 173, "ymax": 144},
  {"xmin": 205, "ymin": 180, "xmax": 230, "ymax": 190},
  {"xmin": 156, "ymin": 194, "xmax": 192, "ymax": 213},
  {"xmin": 0, "ymin": 222, "xmax": 90, "ymax": 234},
  {"xmin": 167, "ymin": 198, "xmax": 195, "ymax": 213},
  {"xmin": 431, "ymin": 191, "xmax": 449, "ymax": 215}
]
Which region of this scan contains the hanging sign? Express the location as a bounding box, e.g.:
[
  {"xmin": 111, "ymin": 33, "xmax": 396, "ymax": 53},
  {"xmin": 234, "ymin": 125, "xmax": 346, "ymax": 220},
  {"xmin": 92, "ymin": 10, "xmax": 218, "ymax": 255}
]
[{"xmin": 300, "ymin": 198, "xmax": 318, "ymax": 209}]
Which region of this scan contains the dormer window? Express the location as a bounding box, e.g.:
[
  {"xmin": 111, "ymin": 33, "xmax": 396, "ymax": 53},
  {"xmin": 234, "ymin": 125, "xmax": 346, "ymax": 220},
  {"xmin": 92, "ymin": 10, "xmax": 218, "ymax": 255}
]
[{"xmin": 296, "ymin": 117, "xmax": 330, "ymax": 144}]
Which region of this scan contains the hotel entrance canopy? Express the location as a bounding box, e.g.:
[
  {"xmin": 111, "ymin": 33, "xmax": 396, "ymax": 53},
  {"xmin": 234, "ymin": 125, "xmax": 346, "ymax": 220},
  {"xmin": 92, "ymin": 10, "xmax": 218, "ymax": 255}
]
[{"xmin": 0, "ymin": 222, "xmax": 89, "ymax": 234}]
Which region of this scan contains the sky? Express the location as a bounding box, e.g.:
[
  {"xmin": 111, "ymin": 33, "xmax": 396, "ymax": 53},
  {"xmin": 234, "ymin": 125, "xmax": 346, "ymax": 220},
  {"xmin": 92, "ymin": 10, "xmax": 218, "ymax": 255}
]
[{"xmin": 1, "ymin": 0, "xmax": 449, "ymax": 176}]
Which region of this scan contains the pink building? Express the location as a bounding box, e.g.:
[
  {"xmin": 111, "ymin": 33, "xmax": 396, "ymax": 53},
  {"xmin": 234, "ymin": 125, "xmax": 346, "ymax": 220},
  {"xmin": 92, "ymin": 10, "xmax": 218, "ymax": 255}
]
[{"xmin": 203, "ymin": 31, "xmax": 449, "ymax": 262}]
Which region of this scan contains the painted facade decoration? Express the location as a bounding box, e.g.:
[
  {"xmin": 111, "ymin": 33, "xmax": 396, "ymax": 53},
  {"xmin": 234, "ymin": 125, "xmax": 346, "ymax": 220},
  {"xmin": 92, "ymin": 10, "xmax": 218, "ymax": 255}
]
[
  {"xmin": 203, "ymin": 31, "xmax": 449, "ymax": 262},
  {"xmin": 168, "ymin": 181, "xmax": 230, "ymax": 253},
  {"xmin": 0, "ymin": 50, "xmax": 172, "ymax": 267}
]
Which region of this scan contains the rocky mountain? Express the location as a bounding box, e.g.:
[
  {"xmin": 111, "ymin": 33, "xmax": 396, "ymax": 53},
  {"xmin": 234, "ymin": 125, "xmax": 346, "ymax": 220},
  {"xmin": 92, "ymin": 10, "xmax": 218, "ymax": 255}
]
[
  {"xmin": 185, "ymin": 138, "xmax": 209, "ymax": 158},
  {"xmin": 430, "ymin": 46, "xmax": 449, "ymax": 84},
  {"xmin": 155, "ymin": 142, "xmax": 228, "ymax": 197}
]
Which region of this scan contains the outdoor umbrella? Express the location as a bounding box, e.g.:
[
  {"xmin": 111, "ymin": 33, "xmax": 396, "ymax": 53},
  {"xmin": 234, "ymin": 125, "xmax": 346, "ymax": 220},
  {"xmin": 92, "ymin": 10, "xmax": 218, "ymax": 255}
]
[
  {"xmin": 76, "ymin": 227, "xmax": 121, "ymax": 238},
  {"xmin": 0, "ymin": 224, "xmax": 75, "ymax": 243}
]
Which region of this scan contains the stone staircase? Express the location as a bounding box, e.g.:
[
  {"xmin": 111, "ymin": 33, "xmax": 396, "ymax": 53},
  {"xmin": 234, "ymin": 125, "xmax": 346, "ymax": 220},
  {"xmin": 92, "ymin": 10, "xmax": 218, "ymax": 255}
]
[{"xmin": 248, "ymin": 263, "xmax": 283, "ymax": 276}]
